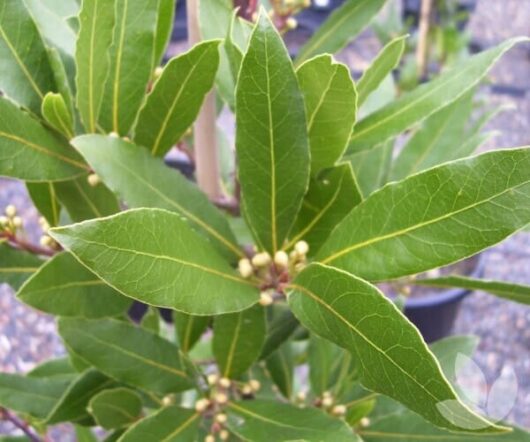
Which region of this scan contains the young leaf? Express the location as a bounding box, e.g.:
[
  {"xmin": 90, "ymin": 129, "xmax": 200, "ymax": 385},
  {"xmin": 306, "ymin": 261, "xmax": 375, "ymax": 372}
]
[
  {"xmin": 120, "ymin": 406, "xmax": 200, "ymax": 442},
  {"xmin": 317, "ymin": 147, "xmax": 530, "ymax": 281},
  {"xmin": 357, "ymin": 35, "xmax": 407, "ymax": 106},
  {"xmin": 88, "ymin": 388, "xmax": 142, "ymax": 430},
  {"xmin": 227, "ymin": 400, "xmax": 361, "ymax": 442},
  {"xmin": 134, "ymin": 40, "xmax": 221, "ymax": 157},
  {"xmin": 0, "ymin": 243, "xmax": 43, "ymax": 290},
  {"xmin": 224, "ymin": 10, "xmax": 244, "ymax": 82},
  {"xmin": 47, "ymin": 47, "xmax": 76, "ymax": 121},
  {"xmin": 59, "ymin": 317, "xmax": 193, "ymax": 395},
  {"xmin": 73, "ymin": 135, "xmax": 242, "ymax": 261},
  {"xmin": 26, "ymin": 182, "xmax": 61, "ymax": 226},
  {"xmin": 348, "ymin": 38, "xmax": 528, "ymax": 153},
  {"xmin": 0, "ymin": 97, "xmax": 88, "ymax": 181},
  {"xmin": 0, "ymin": 0, "xmax": 56, "ymax": 114},
  {"xmin": 236, "ymin": 11, "xmax": 310, "ymax": 254},
  {"xmin": 28, "ymin": 357, "xmax": 76, "ymax": 380},
  {"xmin": 99, "ymin": 0, "xmax": 159, "ymax": 135},
  {"xmin": 414, "ymin": 276, "xmax": 530, "ymax": 306},
  {"xmin": 76, "ymin": 0, "xmax": 115, "ymax": 132},
  {"xmin": 175, "ymin": 312, "xmax": 210, "ymax": 353},
  {"xmin": 213, "ymin": 305, "xmax": 266, "ymax": 379},
  {"xmin": 18, "ymin": 252, "xmax": 130, "ymax": 318},
  {"xmin": 50, "ymin": 209, "xmax": 258, "ymax": 315},
  {"xmin": 54, "ymin": 175, "xmax": 120, "ymax": 222},
  {"xmin": 42, "ymin": 92, "xmax": 74, "ymax": 138},
  {"xmin": 288, "ymin": 263, "xmax": 503, "ymax": 432},
  {"xmin": 297, "ymin": 55, "xmax": 357, "ymax": 173},
  {"xmin": 296, "ymin": 0, "xmax": 387, "ymax": 65},
  {"xmin": 46, "ymin": 369, "xmax": 115, "ymax": 425},
  {"xmin": 260, "ymin": 305, "xmax": 299, "ymax": 360},
  {"xmin": 265, "ymin": 342, "xmax": 294, "ymax": 399},
  {"xmin": 287, "ymin": 164, "xmax": 362, "ymax": 255},
  {"xmin": 153, "ymin": 0, "xmax": 177, "ymax": 66}
]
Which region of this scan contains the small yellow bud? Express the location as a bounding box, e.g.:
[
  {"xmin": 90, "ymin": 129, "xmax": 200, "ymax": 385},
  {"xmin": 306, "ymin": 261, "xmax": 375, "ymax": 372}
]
[
  {"xmin": 290, "ymin": 250, "xmax": 299, "ymax": 261},
  {"xmin": 238, "ymin": 258, "xmax": 254, "ymax": 278},
  {"xmin": 294, "ymin": 240, "xmax": 309, "ymax": 256},
  {"xmin": 109, "ymin": 131, "xmax": 119, "ymax": 138},
  {"xmin": 215, "ymin": 392, "xmax": 228, "ymax": 404},
  {"xmin": 162, "ymin": 395, "xmax": 174, "ymax": 406},
  {"xmin": 249, "ymin": 379, "xmax": 261, "ymax": 392},
  {"xmin": 0, "ymin": 216, "xmax": 8, "ymax": 227},
  {"xmin": 296, "ymin": 391, "xmax": 307, "ymax": 402},
  {"xmin": 195, "ymin": 398, "xmax": 211, "ymax": 412},
  {"xmin": 219, "ymin": 377, "xmax": 231, "ymax": 389},
  {"xmin": 40, "ymin": 235, "xmax": 53, "ymax": 247},
  {"xmin": 286, "ymin": 17, "xmax": 298, "ymax": 30},
  {"xmin": 205, "ymin": 435, "xmax": 215, "ymax": 442},
  {"xmin": 241, "ymin": 384, "xmax": 253, "ymax": 395},
  {"xmin": 274, "ymin": 250, "xmax": 289, "ymax": 268},
  {"xmin": 12, "ymin": 216, "xmax": 23, "ymax": 228},
  {"xmin": 220, "ymin": 429, "xmax": 230, "ymax": 440},
  {"xmin": 153, "ymin": 66, "xmax": 164, "ymax": 79},
  {"xmin": 303, "ymin": 0, "xmax": 311, "ymax": 7},
  {"xmin": 259, "ymin": 292, "xmax": 274, "ymax": 307},
  {"xmin": 123, "ymin": 136, "xmax": 131, "ymax": 142},
  {"xmin": 87, "ymin": 173, "xmax": 101, "ymax": 187},
  {"xmin": 294, "ymin": 262, "xmax": 306, "ymax": 273},
  {"xmin": 332, "ymin": 404, "xmax": 347, "ymax": 416},
  {"xmin": 251, "ymin": 12, "xmax": 259, "ymax": 21},
  {"xmin": 5, "ymin": 205, "xmax": 16, "ymax": 218},
  {"xmin": 207, "ymin": 373, "xmax": 219, "ymax": 386},
  {"xmin": 360, "ymin": 417, "xmax": 371, "ymax": 427},
  {"xmin": 322, "ymin": 391, "xmax": 332, "ymax": 398},
  {"xmin": 216, "ymin": 413, "xmax": 228, "ymax": 424},
  {"xmin": 251, "ymin": 252, "xmax": 271, "ymax": 267},
  {"xmin": 322, "ymin": 396, "xmax": 333, "ymax": 408}
]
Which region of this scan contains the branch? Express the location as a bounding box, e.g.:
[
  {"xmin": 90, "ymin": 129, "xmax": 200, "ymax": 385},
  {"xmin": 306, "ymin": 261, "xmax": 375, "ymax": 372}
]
[
  {"xmin": 0, "ymin": 407, "xmax": 42, "ymax": 442},
  {"xmin": 0, "ymin": 232, "xmax": 57, "ymax": 257},
  {"xmin": 213, "ymin": 197, "xmax": 240, "ymax": 216}
]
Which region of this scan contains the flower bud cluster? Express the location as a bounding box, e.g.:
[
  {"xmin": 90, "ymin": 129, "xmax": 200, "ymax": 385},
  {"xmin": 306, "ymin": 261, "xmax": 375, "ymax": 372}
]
[
  {"xmin": 38, "ymin": 216, "xmax": 58, "ymax": 250},
  {"xmin": 316, "ymin": 391, "xmax": 347, "ymax": 417},
  {"xmin": 0, "ymin": 205, "xmax": 23, "ymax": 233}
]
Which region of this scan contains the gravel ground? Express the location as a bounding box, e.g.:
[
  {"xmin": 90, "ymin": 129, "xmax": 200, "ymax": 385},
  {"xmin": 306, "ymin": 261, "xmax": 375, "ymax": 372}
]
[{"xmin": 1, "ymin": 0, "xmax": 529, "ymax": 437}]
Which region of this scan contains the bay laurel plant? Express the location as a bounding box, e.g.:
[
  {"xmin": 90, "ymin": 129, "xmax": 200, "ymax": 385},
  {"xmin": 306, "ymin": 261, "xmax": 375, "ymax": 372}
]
[{"xmin": 1, "ymin": 0, "xmax": 530, "ymax": 441}]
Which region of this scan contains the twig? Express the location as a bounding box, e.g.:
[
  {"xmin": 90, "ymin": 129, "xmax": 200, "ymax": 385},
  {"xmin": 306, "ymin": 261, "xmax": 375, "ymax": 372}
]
[
  {"xmin": 0, "ymin": 232, "xmax": 57, "ymax": 257},
  {"xmin": 0, "ymin": 407, "xmax": 42, "ymax": 442},
  {"xmin": 416, "ymin": 0, "xmax": 433, "ymax": 79},
  {"xmin": 213, "ymin": 197, "xmax": 240, "ymax": 216}
]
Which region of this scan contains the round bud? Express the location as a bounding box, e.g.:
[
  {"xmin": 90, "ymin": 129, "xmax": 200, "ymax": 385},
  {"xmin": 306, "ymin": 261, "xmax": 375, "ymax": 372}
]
[
  {"xmin": 294, "ymin": 240, "xmax": 309, "ymax": 256},
  {"xmin": 259, "ymin": 292, "xmax": 274, "ymax": 307},
  {"xmin": 87, "ymin": 173, "xmax": 101, "ymax": 187},
  {"xmin": 332, "ymin": 404, "xmax": 347, "ymax": 416},
  {"xmin": 274, "ymin": 251, "xmax": 289, "ymax": 268},
  {"xmin": 241, "ymin": 384, "xmax": 253, "ymax": 395},
  {"xmin": 162, "ymin": 395, "xmax": 174, "ymax": 406},
  {"xmin": 0, "ymin": 216, "xmax": 8, "ymax": 227},
  {"xmin": 286, "ymin": 17, "xmax": 298, "ymax": 30},
  {"xmin": 219, "ymin": 377, "xmax": 231, "ymax": 389},
  {"xmin": 360, "ymin": 417, "xmax": 371, "ymax": 427},
  {"xmin": 109, "ymin": 131, "xmax": 119, "ymax": 138},
  {"xmin": 220, "ymin": 429, "xmax": 230, "ymax": 441},
  {"xmin": 123, "ymin": 136, "xmax": 131, "ymax": 142},
  {"xmin": 322, "ymin": 396, "xmax": 333, "ymax": 408},
  {"xmin": 216, "ymin": 413, "xmax": 228, "ymax": 424},
  {"xmin": 40, "ymin": 235, "xmax": 53, "ymax": 247},
  {"xmin": 12, "ymin": 216, "xmax": 23, "ymax": 228},
  {"xmin": 296, "ymin": 391, "xmax": 307, "ymax": 402},
  {"xmin": 251, "ymin": 252, "xmax": 271, "ymax": 268},
  {"xmin": 153, "ymin": 66, "xmax": 164, "ymax": 79},
  {"xmin": 215, "ymin": 392, "xmax": 228, "ymax": 404},
  {"xmin": 195, "ymin": 398, "xmax": 211, "ymax": 412},
  {"xmin": 238, "ymin": 258, "xmax": 254, "ymax": 278},
  {"xmin": 205, "ymin": 435, "xmax": 215, "ymax": 442},
  {"xmin": 207, "ymin": 373, "xmax": 219, "ymax": 386},
  {"xmin": 5, "ymin": 205, "xmax": 16, "ymax": 218},
  {"xmin": 289, "ymin": 250, "xmax": 299, "ymax": 261},
  {"xmin": 322, "ymin": 391, "xmax": 332, "ymax": 398},
  {"xmin": 249, "ymin": 379, "xmax": 261, "ymax": 392}
]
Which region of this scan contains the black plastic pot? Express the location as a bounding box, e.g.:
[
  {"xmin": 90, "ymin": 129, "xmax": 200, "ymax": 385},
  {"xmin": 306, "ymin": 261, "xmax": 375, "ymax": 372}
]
[{"xmin": 403, "ymin": 254, "xmax": 485, "ymax": 343}]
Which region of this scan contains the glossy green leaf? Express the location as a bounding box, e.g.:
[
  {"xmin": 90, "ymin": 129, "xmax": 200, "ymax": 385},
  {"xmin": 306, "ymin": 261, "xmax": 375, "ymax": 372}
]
[
  {"xmin": 288, "ymin": 164, "xmax": 362, "ymax": 255},
  {"xmin": 120, "ymin": 406, "xmax": 200, "ymax": 442},
  {"xmin": 134, "ymin": 40, "xmax": 221, "ymax": 157},
  {"xmin": 265, "ymin": 342, "xmax": 293, "ymax": 399},
  {"xmin": 99, "ymin": 0, "xmax": 158, "ymax": 135},
  {"xmin": 42, "ymin": 92, "xmax": 74, "ymax": 138},
  {"xmin": 175, "ymin": 312, "xmax": 210, "ymax": 353},
  {"xmin": 318, "ymin": 147, "xmax": 530, "ymax": 281},
  {"xmin": 141, "ymin": 307, "xmax": 161, "ymax": 334},
  {"xmin": 0, "ymin": 0, "xmax": 56, "ymax": 114},
  {"xmin": 75, "ymin": 426, "xmax": 98, "ymax": 442},
  {"xmin": 227, "ymin": 400, "xmax": 361, "ymax": 442},
  {"xmin": 28, "ymin": 357, "xmax": 76, "ymax": 380},
  {"xmin": 153, "ymin": 0, "xmax": 176, "ymax": 66},
  {"xmin": 0, "ymin": 372, "xmax": 69, "ymax": 419},
  {"xmin": 297, "ymin": 55, "xmax": 357, "ymax": 173},
  {"xmin": 348, "ymin": 38, "xmax": 528, "ymax": 153},
  {"xmin": 54, "ymin": 175, "xmax": 120, "ymax": 222},
  {"xmin": 76, "ymin": 0, "xmax": 115, "ymax": 132},
  {"xmin": 0, "ymin": 243, "xmax": 43, "ymax": 290},
  {"xmin": 236, "ymin": 11, "xmax": 310, "ymax": 254},
  {"xmin": 18, "ymin": 252, "xmax": 130, "ymax": 318},
  {"xmin": 357, "ymin": 35, "xmax": 407, "ymax": 106},
  {"xmin": 73, "ymin": 135, "xmax": 242, "ymax": 261},
  {"xmin": 308, "ymin": 334, "xmax": 344, "ymax": 396},
  {"xmin": 213, "ymin": 304, "xmax": 266, "ymax": 378},
  {"xmin": 415, "ymin": 276, "xmax": 530, "ymax": 306},
  {"xmin": 0, "ymin": 97, "xmax": 87, "ymax": 181},
  {"xmin": 26, "ymin": 182, "xmax": 62, "ymax": 226},
  {"xmin": 46, "ymin": 368, "xmax": 114, "ymax": 425},
  {"xmin": 59, "ymin": 317, "xmax": 193, "ymax": 395},
  {"xmin": 296, "ymin": 0, "xmax": 387, "ymax": 65},
  {"xmin": 260, "ymin": 305, "xmax": 299, "ymax": 360},
  {"xmin": 88, "ymin": 388, "xmax": 142, "ymax": 430},
  {"xmin": 288, "ymin": 263, "xmax": 502, "ymax": 432}
]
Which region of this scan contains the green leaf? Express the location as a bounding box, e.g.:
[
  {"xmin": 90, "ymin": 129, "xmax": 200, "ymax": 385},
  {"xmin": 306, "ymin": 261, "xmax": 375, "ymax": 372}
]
[
  {"xmin": 28, "ymin": 357, "xmax": 76, "ymax": 380},
  {"xmin": 0, "ymin": 0, "xmax": 56, "ymax": 114},
  {"xmin": 430, "ymin": 335, "xmax": 480, "ymax": 381},
  {"xmin": 175, "ymin": 312, "xmax": 210, "ymax": 353},
  {"xmin": 213, "ymin": 304, "xmax": 266, "ymax": 378},
  {"xmin": 349, "ymin": 139, "xmax": 393, "ymax": 197},
  {"xmin": 47, "ymin": 47, "xmax": 76, "ymax": 122},
  {"xmin": 348, "ymin": 38, "xmax": 528, "ymax": 153},
  {"xmin": 75, "ymin": 426, "xmax": 98, "ymax": 442},
  {"xmin": 236, "ymin": 11, "xmax": 310, "ymax": 254},
  {"xmin": 260, "ymin": 305, "xmax": 299, "ymax": 360},
  {"xmin": 357, "ymin": 35, "xmax": 407, "ymax": 106},
  {"xmin": 0, "ymin": 243, "xmax": 42, "ymax": 290},
  {"xmin": 265, "ymin": 342, "xmax": 293, "ymax": 399},
  {"xmin": 297, "ymin": 55, "xmax": 357, "ymax": 173},
  {"xmin": 153, "ymin": 0, "xmax": 177, "ymax": 66},
  {"xmin": 88, "ymin": 388, "xmax": 142, "ymax": 430},
  {"xmin": 0, "ymin": 97, "xmax": 88, "ymax": 181},
  {"xmin": 42, "ymin": 92, "xmax": 74, "ymax": 138},
  {"xmin": 288, "ymin": 263, "xmax": 503, "ymax": 432},
  {"xmin": 120, "ymin": 406, "xmax": 200, "ymax": 442},
  {"xmin": 26, "ymin": 182, "xmax": 62, "ymax": 226},
  {"xmin": 134, "ymin": 40, "xmax": 221, "ymax": 157},
  {"xmin": 317, "ymin": 147, "xmax": 530, "ymax": 281},
  {"xmin": 0, "ymin": 372, "xmax": 69, "ymax": 419},
  {"xmin": 50, "ymin": 208, "xmax": 258, "ymax": 315},
  {"xmin": 99, "ymin": 0, "xmax": 159, "ymax": 135},
  {"xmin": 54, "ymin": 175, "xmax": 120, "ymax": 222},
  {"xmin": 224, "ymin": 10, "xmax": 244, "ymax": 83},
  {"xmin": 227, "ymin": 400, "xmax": 361, "ymax": 442},
  {"xmin": 59, "ymin": 317, "xmax": 193, "ymax": 395},
  {"xmin": 76, "ymin": 0, "xmax": 115, "ymax": 132},
  {"xmin": 296, "ymin": 0, "xmax": 387, "ymax": 65},
  {"xmin": 18, "ymin": 252, "xmax": 130, "ymax": 318},
  {"xmin": 308, "ymin": 334, "xmax": 344, "ymax": 396},
  {"xmin": 287, "ymin": 164, "xmax": 362, "ymax": 255},
  {"xmin": 415, "ymin": 276, "xmax": 530, "ymax": 306},
  {"xmin": 46, "ymin": 368, "xmax": 115, "ymax": 425},
  {"xmin": 141, "ymin": 307, "xmax": 161, "ymax": 334},
  {"xmin": 72, "ymin": 135, "xmax": 242, "ymax": 261}
]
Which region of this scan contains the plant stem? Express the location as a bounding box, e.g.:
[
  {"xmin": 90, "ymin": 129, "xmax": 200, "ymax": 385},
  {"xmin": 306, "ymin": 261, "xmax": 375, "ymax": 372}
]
[
  {"xmin": 0, "ymin": 232, "xmax": 56, "ymax": 257},
  {"xmin": 186, "ymin": 0, "xmax": 222, "ymax": 199},
  {"xmin": 416, "ymin": 0, "xmax": 433, "ymax": 79},
  {"xmin": 0, "ymin": 407, "xmax": 42, "ymax": 442}
]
